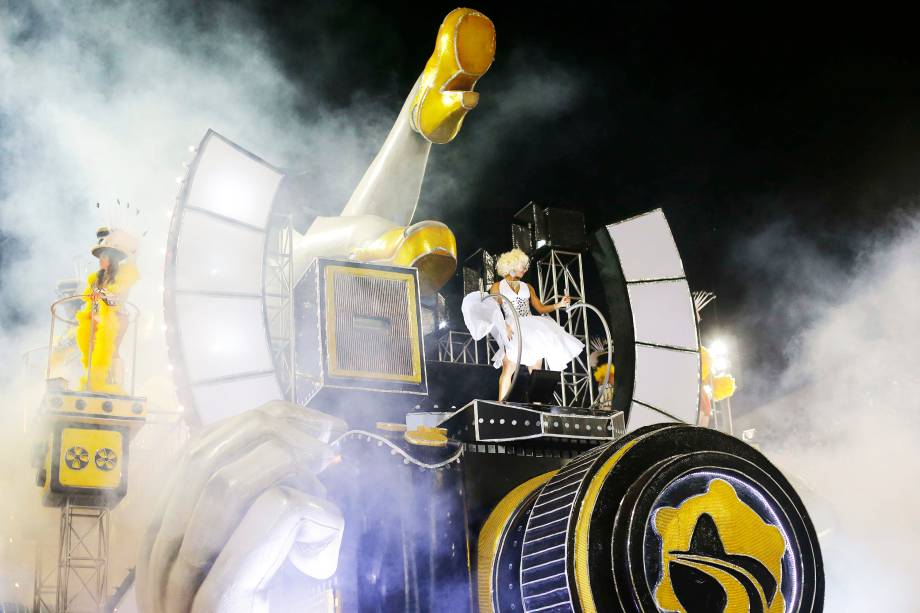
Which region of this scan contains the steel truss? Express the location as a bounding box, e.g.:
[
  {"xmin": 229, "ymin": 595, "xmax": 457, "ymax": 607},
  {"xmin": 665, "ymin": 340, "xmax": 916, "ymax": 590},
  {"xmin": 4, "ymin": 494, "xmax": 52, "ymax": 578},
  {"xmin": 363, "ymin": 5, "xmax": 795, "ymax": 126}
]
[
  {"xmin": 711, "ymin": 397, "xmax": 735, "ymax": 435},
  {"xmin": 535, "ymin": 249, "xmax": 594, "ymax": 408},
  {"xmin": 264, "ymin": 213, "xmax": 296, "ymax": 402},
  {"xmin": 436, "ymin": 330, "xmax": 499, "ymax": 365},
  {"xmin": 53, "ymin": 502, "xmax": 109, "ymax": 613},
  {"xmin": 33, "ymin": 543, "xmax": 57, "ymax": 613}
]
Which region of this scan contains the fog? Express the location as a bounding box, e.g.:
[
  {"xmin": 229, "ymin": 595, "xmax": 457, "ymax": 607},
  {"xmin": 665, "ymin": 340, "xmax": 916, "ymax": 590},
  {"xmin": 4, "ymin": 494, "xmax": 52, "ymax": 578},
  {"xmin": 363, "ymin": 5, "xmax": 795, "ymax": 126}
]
[
  {"xmin": 3, "ymin": 1, "xmax": 915, "ymax": 611},
  {"xmin": 0, "ymin": 1, "xmax": 583, "ymax": 608},
  {"xmin": 733, "ymin": 212, "xmax": 920, "ymax": 611}
]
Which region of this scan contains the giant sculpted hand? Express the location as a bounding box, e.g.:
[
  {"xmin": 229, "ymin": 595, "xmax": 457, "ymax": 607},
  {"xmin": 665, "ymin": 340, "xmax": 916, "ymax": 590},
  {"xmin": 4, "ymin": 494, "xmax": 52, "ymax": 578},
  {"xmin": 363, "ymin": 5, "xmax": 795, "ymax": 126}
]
[{"xmin": 136, "ymin": 401, "xmax": 347, "ymax": 613}]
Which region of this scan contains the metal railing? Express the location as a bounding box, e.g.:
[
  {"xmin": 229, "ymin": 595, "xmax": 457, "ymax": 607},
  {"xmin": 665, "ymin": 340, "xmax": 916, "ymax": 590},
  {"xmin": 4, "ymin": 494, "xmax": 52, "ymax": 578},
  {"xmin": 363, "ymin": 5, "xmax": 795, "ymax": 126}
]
[{"xmin": 46, "ymin": 294, "xmax": 141, "ymax": 396}]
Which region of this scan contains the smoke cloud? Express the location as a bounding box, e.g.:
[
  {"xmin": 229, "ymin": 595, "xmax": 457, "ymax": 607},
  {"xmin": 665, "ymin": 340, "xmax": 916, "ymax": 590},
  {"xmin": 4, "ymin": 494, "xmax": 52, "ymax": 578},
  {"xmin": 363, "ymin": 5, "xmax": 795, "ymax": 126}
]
[
  {"xmin": 0, "ymin": 1, "xmax": 586, "ymax": 608},
  {"xmin": 733, "ymin": 210, "xmax": 920, "ymax": 611},
  {"xmin": 0, "ymin": 0, "xmax": 388, "ymax": 604}
]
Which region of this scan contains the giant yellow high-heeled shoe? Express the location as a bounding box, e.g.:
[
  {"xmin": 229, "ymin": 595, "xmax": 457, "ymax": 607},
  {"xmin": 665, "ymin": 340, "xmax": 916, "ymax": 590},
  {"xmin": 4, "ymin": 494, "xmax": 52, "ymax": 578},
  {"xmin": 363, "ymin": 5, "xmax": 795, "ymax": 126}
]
[
  {"xmin": 411, "ymin": 8, "xmax": 496, "ymax": 144},
  {"xmin": 351, "ymin": 220, "xmax": 458, "ymax": 295}
]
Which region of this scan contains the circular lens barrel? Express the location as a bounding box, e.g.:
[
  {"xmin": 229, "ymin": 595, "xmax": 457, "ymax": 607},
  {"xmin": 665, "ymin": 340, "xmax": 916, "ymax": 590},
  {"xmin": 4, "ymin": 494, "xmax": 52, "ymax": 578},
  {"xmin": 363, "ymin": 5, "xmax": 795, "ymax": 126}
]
[{"xmin": 480, "ymin": 425, "xmax": 823, "ymax": 613}]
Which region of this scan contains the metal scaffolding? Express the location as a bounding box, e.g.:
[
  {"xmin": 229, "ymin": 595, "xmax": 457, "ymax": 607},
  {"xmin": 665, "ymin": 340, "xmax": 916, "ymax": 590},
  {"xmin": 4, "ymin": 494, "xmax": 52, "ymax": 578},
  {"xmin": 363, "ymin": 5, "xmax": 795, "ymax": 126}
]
[
  {"xmin": 33, "ymin": 543, "xmax": 57, "ymax": 613},
  {"xmin": 534, "ymin": 249, "xmax": 594, "ymax": 408},
  {"xmin": 54, "ymin": 502, "xmax": 110, "ymax": 613},
  {"xmin": 436, "ymin": 330, "xmax": 499, "ymax": 365},
  {"xmin": 264, "ymin": 213, "xmax": 296, "ymax": 402}
]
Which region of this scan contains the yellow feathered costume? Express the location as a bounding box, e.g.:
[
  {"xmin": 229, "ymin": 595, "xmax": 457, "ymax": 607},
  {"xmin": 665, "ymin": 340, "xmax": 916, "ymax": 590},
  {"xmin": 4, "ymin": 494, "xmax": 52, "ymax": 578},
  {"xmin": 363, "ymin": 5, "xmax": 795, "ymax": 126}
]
[
  {"xmin": 699, "ymin": 345, "xmax": 736, "ymax": 403},
  {"xmin": 75, "ymin": 261, "xmax": 138, "ymax": 393}
]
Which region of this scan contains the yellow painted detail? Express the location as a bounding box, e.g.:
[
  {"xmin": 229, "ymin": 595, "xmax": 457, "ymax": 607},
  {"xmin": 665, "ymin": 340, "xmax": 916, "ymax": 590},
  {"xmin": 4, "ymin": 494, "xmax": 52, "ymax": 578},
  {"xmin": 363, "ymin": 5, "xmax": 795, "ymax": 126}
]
[
  {"xmin": 351, "ymin": 221, "xmax": 458, "ymax": 295},
  {"xmin": 573, "ymin": 439, "xmax": 640, "ymax": 613},
  {"xmin": 325, "ymin": 265, "xmax": 422, "ymax": 383},
  {"xmin": 403, "ymin": 425, "xmax": 448, "ymax": 447},
  {"xmin": 350, "ymin": 227, "xmax": 407, "ymax": 262},
  {"xmin": 58, "ymin": 427, "xmax": 123, "ymax": 489},
  {"xmin": 653, "ymin": 478, "xmax": 787, "ymax": 613},
  {"xmin": 477, "ymin": 471, "xmax": 557, "ymax": 613},
  {"xmin": 411, "ymin": 8, "xmax": 496, "ymax": 144},
  {"xmin": 47, "ymin": 392, "xmax": 146, "ymax": 419},
  {"xmin": 376, "ymin": 422, "xmax": 408, "ymax": 432}
]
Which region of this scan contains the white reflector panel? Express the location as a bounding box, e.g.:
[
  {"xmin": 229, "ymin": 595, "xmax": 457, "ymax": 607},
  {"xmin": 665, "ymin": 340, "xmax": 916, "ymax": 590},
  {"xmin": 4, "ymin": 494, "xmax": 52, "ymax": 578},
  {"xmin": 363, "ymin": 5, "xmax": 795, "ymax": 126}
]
[
  {"xmin": 173, "ymin": 295, "xmax": 273, "ymax": 383},
  {"xmin": 607, "ymin": 209, "xmax": 685, "ymax": 282},
  {"xmin": 174, "ymin": 209, "xmax": 265, "ymax": 294},
  {"xmin": 192, "ymin": 374, "xmax": 282, "ymax": 425},
  {"xmin": 627, "ymin": 279, "xmax": 699, "ymax": 350},
  {"xmin": 632, "ymin": 344, "xmax": 699, "ymax": 424},
  {"xmin": 186, "ymin": 135, "xmax": 282, "ymax": 229},
  {"xmin": 626, "ymin": 402, "xmax": 678, "ymax": 433}
]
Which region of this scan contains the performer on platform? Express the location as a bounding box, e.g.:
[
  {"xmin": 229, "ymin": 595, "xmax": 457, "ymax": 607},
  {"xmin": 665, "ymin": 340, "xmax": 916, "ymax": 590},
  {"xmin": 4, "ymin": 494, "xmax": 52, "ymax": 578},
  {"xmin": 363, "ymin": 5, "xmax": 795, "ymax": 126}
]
[
  {"xmin": 589, "ymin": 337, "xmax": 615, "ymax": 411},
  {"xmin": 692, "ymin": 291, "xmax": 737, "ymax": 427},
  {"xmin": 75, "ymin": 228, "xmax": 139, "ymax": 394},
  {"xmin": 462, "ymin": 248, "xmax": 584, "ymax": 400}
]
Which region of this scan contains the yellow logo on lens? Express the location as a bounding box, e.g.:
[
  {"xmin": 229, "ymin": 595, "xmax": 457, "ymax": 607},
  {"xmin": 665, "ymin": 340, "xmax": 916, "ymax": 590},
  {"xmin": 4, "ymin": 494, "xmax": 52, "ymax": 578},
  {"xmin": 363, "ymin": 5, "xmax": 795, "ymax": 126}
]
[{"xmin": 653, "ymin": 478, "xmax": 787, "ymax": 613}]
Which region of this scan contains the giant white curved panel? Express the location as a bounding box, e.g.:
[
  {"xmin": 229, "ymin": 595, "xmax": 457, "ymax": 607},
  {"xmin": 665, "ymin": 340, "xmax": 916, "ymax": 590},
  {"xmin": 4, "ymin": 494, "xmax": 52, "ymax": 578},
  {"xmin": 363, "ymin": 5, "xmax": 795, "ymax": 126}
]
[
  {"xmin": 626, "ymin": 402, "xmax": 678, "ymax": 433},
  {"xmin": 632, "ymin": 344, "xmax": 699, "ymax": 424},
  {"xmin": 173, "ymin": 295, "xmax": 274, "ymax": 383},
  {"xmin": 607, "ymin": 209, "xmax": 684, "ymax": 282},
  {"xmin": 174, "ymin": 209, "xmax": 265, "ymax": 294},
  {"xmin": 192, "ymin": 374, "xmax": 282, "ymax": 424},
  {"xmin": 186, "ymin": 135, "xmax": 283, "ymax": 229},
  {"xmin": 627, "ymin": 279, "xmax": 699, "ymax": 350}
]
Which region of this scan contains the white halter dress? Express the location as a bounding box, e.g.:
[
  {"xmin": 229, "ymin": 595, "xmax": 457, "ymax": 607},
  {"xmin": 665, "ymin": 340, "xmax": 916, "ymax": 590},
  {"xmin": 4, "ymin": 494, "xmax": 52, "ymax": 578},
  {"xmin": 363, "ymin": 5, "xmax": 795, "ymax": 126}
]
[{"xmin": 461, "ymin": 280, "xmax": 584, "ymax": 371}]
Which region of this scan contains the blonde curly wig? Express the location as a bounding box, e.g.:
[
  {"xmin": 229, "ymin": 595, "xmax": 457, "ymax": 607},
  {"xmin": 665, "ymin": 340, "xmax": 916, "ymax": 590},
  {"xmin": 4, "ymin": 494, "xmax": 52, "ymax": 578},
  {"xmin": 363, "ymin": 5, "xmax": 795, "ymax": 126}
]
[{"xmin": 495, "ymin": 248, "xmax": 530, "ymax": 277}]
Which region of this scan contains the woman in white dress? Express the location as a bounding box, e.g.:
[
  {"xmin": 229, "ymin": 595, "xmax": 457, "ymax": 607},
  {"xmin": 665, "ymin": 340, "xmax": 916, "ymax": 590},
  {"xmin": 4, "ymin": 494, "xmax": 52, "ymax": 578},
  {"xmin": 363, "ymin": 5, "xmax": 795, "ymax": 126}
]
[{"xmin": 462, "ymin": 248, "xmax": 585, "ymax": 400}]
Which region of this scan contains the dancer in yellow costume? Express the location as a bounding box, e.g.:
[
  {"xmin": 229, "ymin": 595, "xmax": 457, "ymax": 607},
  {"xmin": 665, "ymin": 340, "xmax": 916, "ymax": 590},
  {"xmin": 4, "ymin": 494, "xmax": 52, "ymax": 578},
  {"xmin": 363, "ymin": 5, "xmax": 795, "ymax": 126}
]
[
  {"xmin": 692, "ymin": 292, "xmax": 737, "ymax": 427},
  {"xmin": 293, "ymin": 8, "xmax": 496, "ymax": 294},
  {"xmin": 75, "ymin": 228, "xmax": 139, "ymax": 394}
]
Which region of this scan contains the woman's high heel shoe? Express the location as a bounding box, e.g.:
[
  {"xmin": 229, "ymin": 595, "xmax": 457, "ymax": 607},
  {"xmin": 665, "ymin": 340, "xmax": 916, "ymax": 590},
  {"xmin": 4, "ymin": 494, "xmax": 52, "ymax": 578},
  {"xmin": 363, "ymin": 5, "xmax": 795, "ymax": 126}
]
[{"xmin": 410, "ymin": 8, "xmax": 496, "ymax": 144}]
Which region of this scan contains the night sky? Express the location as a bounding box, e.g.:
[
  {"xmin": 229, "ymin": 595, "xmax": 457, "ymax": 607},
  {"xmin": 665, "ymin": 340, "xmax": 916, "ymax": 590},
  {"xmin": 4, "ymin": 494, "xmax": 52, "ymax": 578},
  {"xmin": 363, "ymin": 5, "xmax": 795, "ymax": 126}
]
[
  {"xmin": 242, "ymin": 2, "xmax": 920, "ymax": 402},
  {"xmin": 5, "ymin": 2, "xmax": 920, "ymax": 406}
]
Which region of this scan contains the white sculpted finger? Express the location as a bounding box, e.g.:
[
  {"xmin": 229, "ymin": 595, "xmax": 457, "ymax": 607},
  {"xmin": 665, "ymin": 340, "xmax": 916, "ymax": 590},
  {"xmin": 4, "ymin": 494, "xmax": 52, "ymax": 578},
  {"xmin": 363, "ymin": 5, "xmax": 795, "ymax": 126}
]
[
  {"xmin": 136, "ymin": 459, "xmax": 187, "ymax": 612},
  {"xmin": 147, "ymin": 408, "xmax": 337, "ymax": 613},
  {"xmin": 190, "ymin": 486, "xmax": 343, "ymax": 613},
  {"xmin": 164, "ymin": 438, "xmax": 320, "ymax": 611}
]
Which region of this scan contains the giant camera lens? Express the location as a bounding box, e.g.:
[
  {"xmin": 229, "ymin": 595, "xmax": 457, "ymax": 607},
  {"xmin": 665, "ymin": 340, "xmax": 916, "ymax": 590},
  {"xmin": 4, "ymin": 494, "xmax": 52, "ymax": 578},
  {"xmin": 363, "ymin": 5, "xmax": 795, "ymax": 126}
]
[{"xmin": 479, "ymin": 425, "xmax": 823, "ymax": 613}]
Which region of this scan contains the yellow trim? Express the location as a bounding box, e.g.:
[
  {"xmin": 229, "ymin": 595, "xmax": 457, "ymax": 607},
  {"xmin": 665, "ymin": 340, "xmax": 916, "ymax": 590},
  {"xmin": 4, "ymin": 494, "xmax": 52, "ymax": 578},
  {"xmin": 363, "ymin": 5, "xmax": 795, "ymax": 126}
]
[
  {"xmin": 375, "ymin": 421, "xmax": 408, "ymax": 432},
  {"xmin": 653, "ymin": 478, "xmax": 787, "ymax": 613},
  {"xmin": 395, "ymin": 224, "xmax": 458, "ymax": 268},
  {"xmin": 477, "ymin": 471, "xmax": 557, "ymax": 613},
  {"xmin": 58, "ymin": 427, "xmax": 123, "ymax": 489},
  {"xmin": 404, "ymin": 426, "xmax": 448, "ymax": 447},
  {"xmin": 573, "ymin": 439, "xmax": 641, "ymax": 613},
  {"xmin": 324, "ymin": 265, "xmax": 422, "ymax": 383}
]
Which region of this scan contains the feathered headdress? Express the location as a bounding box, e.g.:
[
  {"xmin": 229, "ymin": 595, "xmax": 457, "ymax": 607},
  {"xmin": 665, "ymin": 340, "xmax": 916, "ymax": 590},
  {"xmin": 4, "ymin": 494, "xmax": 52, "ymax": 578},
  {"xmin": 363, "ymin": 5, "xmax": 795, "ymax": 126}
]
[
  {"xmin": 91, "ymin": 199, "xmax": 147, "ymax": 259},
  {"xmin": 692, "ymin": 290, "xmax": 716, "ymax": 322},
  {"xmin": 588, "ymin": 335, "xmax": 613, "ymax": 369}
]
